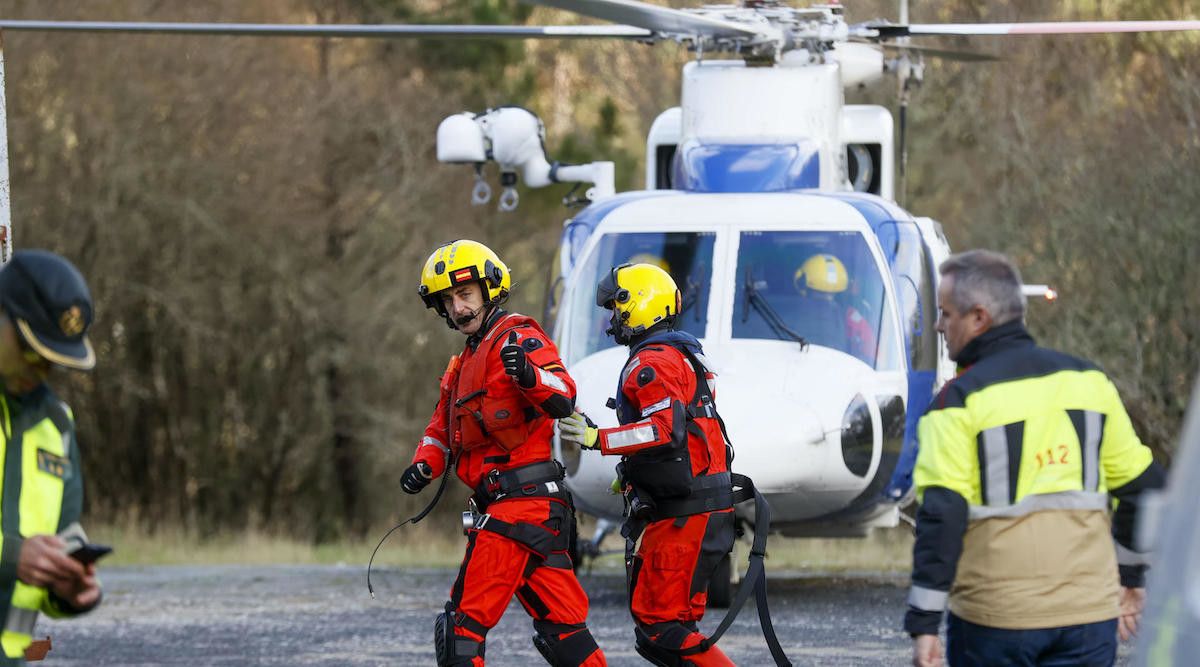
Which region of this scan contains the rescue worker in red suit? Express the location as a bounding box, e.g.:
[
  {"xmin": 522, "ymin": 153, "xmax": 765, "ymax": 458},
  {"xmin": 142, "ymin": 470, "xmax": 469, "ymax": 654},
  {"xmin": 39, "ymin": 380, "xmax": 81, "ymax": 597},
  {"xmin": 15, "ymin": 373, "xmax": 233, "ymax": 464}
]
[
  {"xmin": 560, "ymin": 263, "xmax": 737, "ymax": 666},
  {"xmin": 402, "ymin": 240, "xmax": 606, "ymax": 667}
]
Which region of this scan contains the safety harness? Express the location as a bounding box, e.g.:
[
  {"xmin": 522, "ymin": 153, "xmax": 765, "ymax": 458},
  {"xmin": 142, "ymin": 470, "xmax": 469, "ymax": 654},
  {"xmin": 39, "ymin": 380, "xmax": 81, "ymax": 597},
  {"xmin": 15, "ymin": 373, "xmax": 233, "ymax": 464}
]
[{"xmin": 467, "ymin": 460, "xmax": 575, "ymax": 568}]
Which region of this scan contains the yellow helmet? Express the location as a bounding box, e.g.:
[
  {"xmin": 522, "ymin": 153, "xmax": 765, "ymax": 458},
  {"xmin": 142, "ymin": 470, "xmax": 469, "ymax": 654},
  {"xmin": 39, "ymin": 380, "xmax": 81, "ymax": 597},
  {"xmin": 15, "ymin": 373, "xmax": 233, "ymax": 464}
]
[
  {"xmin": 794, "ymin": 253, "xmax": 848, "ymax": 294},
  {"xmin": 626, "ymin": 253, "xmax": 671, "ymax": 275},
  {"xmin": 596, "ymin": 263, "xmax": 681, "ymax": 344},
  {"xmin": 417, "ymin": 240, "xmax": 510, "ymax": 317}
]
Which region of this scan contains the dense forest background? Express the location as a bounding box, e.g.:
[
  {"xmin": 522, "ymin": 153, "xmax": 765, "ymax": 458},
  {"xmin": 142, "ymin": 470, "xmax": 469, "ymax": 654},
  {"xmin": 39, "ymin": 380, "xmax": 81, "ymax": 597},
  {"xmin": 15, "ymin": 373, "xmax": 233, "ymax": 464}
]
[{"xmin": 0, "ymin": 0, "xmax": 1195, "ymax": 540}]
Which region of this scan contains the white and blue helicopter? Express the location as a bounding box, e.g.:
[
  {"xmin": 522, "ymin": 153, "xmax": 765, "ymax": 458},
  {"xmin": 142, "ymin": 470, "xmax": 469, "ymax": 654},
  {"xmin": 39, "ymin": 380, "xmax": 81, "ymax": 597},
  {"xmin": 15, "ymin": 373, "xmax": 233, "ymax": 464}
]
[
  {"xmin": 426, "ymin": 0, "xmax": 1200, "ymax": 584},
  {"xmin": 0, "ymin": 1, "xmax": 1194, "ymax": 597}
]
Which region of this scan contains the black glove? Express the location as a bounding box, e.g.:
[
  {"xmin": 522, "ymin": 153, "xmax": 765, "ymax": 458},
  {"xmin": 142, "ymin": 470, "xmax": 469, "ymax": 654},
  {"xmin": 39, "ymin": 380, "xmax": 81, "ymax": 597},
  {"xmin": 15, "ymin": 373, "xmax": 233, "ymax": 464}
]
[
  {"xmin": 500, "ymin": 331, "xmax": 535, "ymax": 388},
  {"xmin": 401, "ymin": 462, "xmax": 433, "ymax": 494}
]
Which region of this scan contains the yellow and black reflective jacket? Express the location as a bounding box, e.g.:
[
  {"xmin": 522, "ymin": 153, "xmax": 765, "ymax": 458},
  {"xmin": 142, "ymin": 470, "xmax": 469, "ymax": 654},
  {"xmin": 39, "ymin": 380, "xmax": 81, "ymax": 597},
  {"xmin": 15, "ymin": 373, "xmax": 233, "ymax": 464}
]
[
  {"xmin": 903, "ymin": 320, "xmax": 1164, "ymax": 636},
  {"xmin": 0, "ymin": 386, "xmax": 94, "ymax": 663}
]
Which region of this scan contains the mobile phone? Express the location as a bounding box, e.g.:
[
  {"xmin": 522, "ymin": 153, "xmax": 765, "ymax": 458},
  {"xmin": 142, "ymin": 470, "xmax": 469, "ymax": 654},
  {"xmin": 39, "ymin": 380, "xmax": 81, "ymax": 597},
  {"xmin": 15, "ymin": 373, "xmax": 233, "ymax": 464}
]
[{"xmin": 68, "ymin": 543, "xmax": 112, "ymax": 564}]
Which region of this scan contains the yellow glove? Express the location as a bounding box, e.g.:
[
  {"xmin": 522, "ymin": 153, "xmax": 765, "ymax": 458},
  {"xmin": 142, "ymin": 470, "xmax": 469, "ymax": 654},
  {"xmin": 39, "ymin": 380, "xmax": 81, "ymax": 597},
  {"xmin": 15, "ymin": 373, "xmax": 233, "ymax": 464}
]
[
  {"xmin": 559, "ymin": 411, "xmax": 599, "ymax": 450},
  {"xmin": 610, "ymin": 476, "xmax": 622, "ymax": 495}
]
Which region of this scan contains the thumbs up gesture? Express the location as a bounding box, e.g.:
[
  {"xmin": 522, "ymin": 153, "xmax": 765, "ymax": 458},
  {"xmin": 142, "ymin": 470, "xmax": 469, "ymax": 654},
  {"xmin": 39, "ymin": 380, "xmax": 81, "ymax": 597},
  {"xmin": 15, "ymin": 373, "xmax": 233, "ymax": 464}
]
[{"xmin": 500, "ymin": 331, "xmax": 535, "ymax": 388}]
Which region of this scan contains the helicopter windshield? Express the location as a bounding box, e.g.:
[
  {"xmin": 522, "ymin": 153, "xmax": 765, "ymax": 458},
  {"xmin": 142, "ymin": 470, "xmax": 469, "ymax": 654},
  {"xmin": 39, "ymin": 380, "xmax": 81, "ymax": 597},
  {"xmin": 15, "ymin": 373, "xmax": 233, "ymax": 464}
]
[
  {"xmin": 733, "ymin": 230, "xmax": 901, "ymax": 370},
  {"xmin": 565, "ymin": 231, "xmax": 715, "ymax": 363}
]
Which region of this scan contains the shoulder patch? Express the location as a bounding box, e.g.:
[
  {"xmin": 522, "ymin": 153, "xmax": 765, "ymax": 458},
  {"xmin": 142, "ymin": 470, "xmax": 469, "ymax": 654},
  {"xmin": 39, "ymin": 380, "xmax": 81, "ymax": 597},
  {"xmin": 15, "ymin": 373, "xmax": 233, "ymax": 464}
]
[
  {"xmin": 37, "ymin": 449, "xmax": 71, "ymax": 480},
  {"xmin": 637, "ymin": 367, "xmax": 656, "ymax": 386},
  {"xmin": 522, "ymin": 337, "xmax": 543, "ymax": 352}
]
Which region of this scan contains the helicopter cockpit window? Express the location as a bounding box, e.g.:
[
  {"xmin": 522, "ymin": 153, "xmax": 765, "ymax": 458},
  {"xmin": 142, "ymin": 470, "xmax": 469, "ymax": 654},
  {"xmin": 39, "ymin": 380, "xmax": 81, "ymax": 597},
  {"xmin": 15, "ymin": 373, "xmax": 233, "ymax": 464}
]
[
  {"xmin": 672, "ymin": 141, "xmax": 821, "ymax": 193},
  {"xmin": 733, "ymin": 230, "xmax": 901, "ymax": 370},
  {"xmin": 565, "ymin": 231, "xmax": 715, "ymax": 363}
]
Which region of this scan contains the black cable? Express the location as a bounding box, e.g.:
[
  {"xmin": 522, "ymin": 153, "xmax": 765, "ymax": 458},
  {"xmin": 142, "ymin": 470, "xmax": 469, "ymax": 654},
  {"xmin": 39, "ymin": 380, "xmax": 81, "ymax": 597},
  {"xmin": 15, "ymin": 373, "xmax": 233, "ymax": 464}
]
[{"xmin": 366, "ymin": 451, "xmax": 455, "ymax": 598}]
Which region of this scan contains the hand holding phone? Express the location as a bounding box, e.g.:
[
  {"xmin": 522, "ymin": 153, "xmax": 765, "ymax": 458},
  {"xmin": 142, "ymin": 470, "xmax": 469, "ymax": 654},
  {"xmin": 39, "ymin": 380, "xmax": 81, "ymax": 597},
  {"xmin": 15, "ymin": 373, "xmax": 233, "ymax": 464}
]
[{"xmin": 68, "ymin": 543, "xmax": 112, "ymax": 565}]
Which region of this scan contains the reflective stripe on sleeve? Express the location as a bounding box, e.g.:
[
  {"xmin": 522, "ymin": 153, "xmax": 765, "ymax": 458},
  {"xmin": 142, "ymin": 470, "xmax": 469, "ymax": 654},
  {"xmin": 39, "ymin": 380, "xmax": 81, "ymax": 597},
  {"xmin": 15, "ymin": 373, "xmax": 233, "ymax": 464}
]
[
  {"xmin": 1114, "ymin": 540, "xmax": 1150, "ymax": 567},
  {"xmin": 4, "ymin": 607, "xmax": 36, "ymax": 636},
  {"xmin": 967, "ymin": 490, "xmax": 1108, "ymax": 520},
  {"xmin": 421, "ymin": 436, "xmax": 449, "ymax": 453},
  {"xmin": 537, "ymin": 367, "xmax": 568, "ymax": 393},
  {"xmin": 604, "ymin": 423, "xmax": 659, "ymax": 451},
  {"xmin": 641, "ymin": 398, "xmax": 671, "ymax": 418},
  {"xmin": 907, "ymin": 585, "xmax": 948, "ymax": 612},
  {"xmin": 620, "ymin": 357, "xmax": 642, "ymax": 385}
]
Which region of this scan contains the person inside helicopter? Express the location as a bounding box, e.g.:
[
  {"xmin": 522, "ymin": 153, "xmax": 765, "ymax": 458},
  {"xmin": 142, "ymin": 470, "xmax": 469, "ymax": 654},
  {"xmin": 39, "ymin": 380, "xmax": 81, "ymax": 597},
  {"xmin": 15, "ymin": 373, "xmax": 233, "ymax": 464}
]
[{"xmin": 792, "ymin": 253, "xmax": 877, "ymax": 362}]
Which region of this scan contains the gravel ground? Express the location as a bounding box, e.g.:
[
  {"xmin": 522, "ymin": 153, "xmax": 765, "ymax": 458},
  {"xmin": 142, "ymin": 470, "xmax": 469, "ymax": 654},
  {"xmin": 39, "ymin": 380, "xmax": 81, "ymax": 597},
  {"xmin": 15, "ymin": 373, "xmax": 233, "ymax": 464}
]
[{"xmin": 37, "ymin": 565, "xmax": 1133, "ymax": 666}]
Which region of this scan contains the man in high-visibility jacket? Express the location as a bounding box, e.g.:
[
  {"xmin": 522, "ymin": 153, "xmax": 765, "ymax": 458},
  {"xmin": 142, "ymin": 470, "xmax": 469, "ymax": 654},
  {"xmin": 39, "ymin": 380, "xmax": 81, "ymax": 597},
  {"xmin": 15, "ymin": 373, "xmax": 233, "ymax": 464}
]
[
  {"xmin": 0, "ymin": 250, "xmax": 103, "ymax": 664},
  {"xmin": 402, "ymin": 240, "xmax": 606, "ymax": 667},
  {"xmin": 905, "ymin": 250, "xmax": 1165, "ymax": 667}
]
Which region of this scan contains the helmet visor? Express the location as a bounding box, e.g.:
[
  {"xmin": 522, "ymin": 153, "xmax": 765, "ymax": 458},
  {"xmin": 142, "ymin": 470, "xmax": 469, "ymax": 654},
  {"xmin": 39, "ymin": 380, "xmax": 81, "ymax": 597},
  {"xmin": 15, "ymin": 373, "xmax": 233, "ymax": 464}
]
[{"xmin": 595, "ymin": 263, "xmax": 631, "ymax": 309}]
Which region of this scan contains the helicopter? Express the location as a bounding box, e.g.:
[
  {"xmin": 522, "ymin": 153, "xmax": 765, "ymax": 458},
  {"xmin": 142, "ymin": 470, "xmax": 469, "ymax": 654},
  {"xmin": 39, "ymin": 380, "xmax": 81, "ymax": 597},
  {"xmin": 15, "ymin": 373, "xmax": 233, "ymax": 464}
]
[
  {"xmin": 425, "ymin": 0, "xmax": 1200, "ymax": 584},
  {"xmin": 0, "ymin": 1, "xmax": 1194, "ymax": 599}
]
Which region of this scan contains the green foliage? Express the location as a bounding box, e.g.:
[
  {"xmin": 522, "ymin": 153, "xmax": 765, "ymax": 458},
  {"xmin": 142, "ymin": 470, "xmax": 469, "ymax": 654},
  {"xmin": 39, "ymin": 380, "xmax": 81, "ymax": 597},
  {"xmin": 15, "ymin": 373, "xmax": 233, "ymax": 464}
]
[{"xmin": 369, "ymin": 0, "xmax": 534, "ymax": 100}]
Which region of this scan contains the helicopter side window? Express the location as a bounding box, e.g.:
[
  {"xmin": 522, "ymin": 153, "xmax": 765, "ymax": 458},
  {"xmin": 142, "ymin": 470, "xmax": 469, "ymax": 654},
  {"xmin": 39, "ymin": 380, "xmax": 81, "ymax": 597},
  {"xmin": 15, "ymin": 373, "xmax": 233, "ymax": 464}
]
[
  {"xmin": 887, "ymin": 223, "xmax": 938, "ymax": 372},
  {"xmin": 564, "ymin": 231, "xmax": 715, "ymax": 364},
  {"xmin": 733, "ymin": 230, "xmax": 901, "ymax": 370}
]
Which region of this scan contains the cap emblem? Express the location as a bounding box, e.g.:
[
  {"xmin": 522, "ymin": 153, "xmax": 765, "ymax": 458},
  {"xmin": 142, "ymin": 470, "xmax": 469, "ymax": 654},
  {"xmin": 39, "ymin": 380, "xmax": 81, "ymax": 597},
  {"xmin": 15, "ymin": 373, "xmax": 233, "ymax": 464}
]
[{"xmin": 60, "ymin": 305, "xmax": 85, "ymax": 337}]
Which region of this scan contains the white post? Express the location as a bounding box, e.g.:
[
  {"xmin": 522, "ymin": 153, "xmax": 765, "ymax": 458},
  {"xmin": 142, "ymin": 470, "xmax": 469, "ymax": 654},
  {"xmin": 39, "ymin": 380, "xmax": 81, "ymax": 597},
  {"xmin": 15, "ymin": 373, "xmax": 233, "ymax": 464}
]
[{"xmin": 0, "ymin": 32, "xmax": 12, "ymax": 262}]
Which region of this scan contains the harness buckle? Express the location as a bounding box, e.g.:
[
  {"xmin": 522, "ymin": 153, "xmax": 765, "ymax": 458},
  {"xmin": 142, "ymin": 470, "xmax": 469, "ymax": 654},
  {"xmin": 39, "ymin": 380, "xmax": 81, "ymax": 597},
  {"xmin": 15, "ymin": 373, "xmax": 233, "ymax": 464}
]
[{"xmin": 485, "ymin": 469, "xmax": 502, "ymax": 494}]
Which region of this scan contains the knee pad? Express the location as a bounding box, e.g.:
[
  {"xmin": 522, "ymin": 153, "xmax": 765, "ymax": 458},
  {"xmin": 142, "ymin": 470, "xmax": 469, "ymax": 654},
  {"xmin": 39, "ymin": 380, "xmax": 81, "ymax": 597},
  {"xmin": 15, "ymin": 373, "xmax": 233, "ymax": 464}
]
[
  {"xmin": 532, "ymin": 620, "xmax": 600, "ymax": 667},
  {"xmin": 634, "ymin": 636, "xmax": 680, "ymax": 667},
  {"xmin": 633, "ymin": 623, "xmax": 701, "ymax": 667},
  {"xmin": 434, "ymin": 603, "xmax": 485, "ymax": 666}
]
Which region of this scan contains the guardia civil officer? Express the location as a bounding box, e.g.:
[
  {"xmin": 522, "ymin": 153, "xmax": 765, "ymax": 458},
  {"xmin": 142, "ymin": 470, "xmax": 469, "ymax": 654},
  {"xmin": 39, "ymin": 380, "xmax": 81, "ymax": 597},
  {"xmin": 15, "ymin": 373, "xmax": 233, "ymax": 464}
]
[
  {"xmin": 560, "ymin": 263, "xmax": 738, "ymax": 666},
  {"xmin": 905, "ymin": 250, "xmax": 1165, "ymax": 667},
  {"xmin": 0, "ymin": 250, "xmax": 102, "ymax": 664},
  {"xmin": 401, "ymin": 240, "xmax": 606, "ymax": 667}
]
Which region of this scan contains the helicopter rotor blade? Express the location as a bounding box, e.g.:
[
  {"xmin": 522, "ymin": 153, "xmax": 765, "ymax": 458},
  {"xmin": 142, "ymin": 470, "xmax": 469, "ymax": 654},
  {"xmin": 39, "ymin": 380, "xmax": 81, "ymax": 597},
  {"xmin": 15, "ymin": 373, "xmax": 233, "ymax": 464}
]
[
  {"xmin": 877, "ymin": 42, "xmax": 998, "ymax": 62},
  {"xmin": 524, "ymin": 0, "xmax": 765, "ymax": 40},
  {"xmin": 864, "ymin": 20, "xmax": 1200, "ymax": 38},
  {"xmin": 859, "ymin": 38, "xmax": 998, "ymax": 61},
  {"xmin": 0, "ymin": 19, "xmax": 654, "ymax": 40}
]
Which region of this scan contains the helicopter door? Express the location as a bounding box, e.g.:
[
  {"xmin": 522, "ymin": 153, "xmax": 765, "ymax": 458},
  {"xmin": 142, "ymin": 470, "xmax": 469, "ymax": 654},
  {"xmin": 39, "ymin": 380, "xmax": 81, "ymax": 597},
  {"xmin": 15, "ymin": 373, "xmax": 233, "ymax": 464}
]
[{"xmin": 877, "ymin": 221, "xmax": 941, "ymax": 501}]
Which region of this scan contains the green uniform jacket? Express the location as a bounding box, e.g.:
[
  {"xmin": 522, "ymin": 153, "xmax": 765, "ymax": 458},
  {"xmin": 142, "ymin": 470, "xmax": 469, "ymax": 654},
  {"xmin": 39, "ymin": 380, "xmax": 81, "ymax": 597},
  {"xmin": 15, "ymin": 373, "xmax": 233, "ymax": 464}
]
[{"xmin": 0, "ymin": 385, "xmax": 95, "ymax": 664}]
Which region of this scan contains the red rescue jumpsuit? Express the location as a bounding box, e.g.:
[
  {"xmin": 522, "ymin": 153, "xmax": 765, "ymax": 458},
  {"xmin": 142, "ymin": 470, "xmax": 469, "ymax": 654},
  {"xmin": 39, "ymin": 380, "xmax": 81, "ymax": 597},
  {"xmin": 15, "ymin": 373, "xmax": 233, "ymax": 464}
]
[
  {"xmin": 412, "ymin": 310, "xmax": 606, "ymax": 667},
  {"xmin": 596, "ymin": 335, "xmax": 736, "ymax": 666}
]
